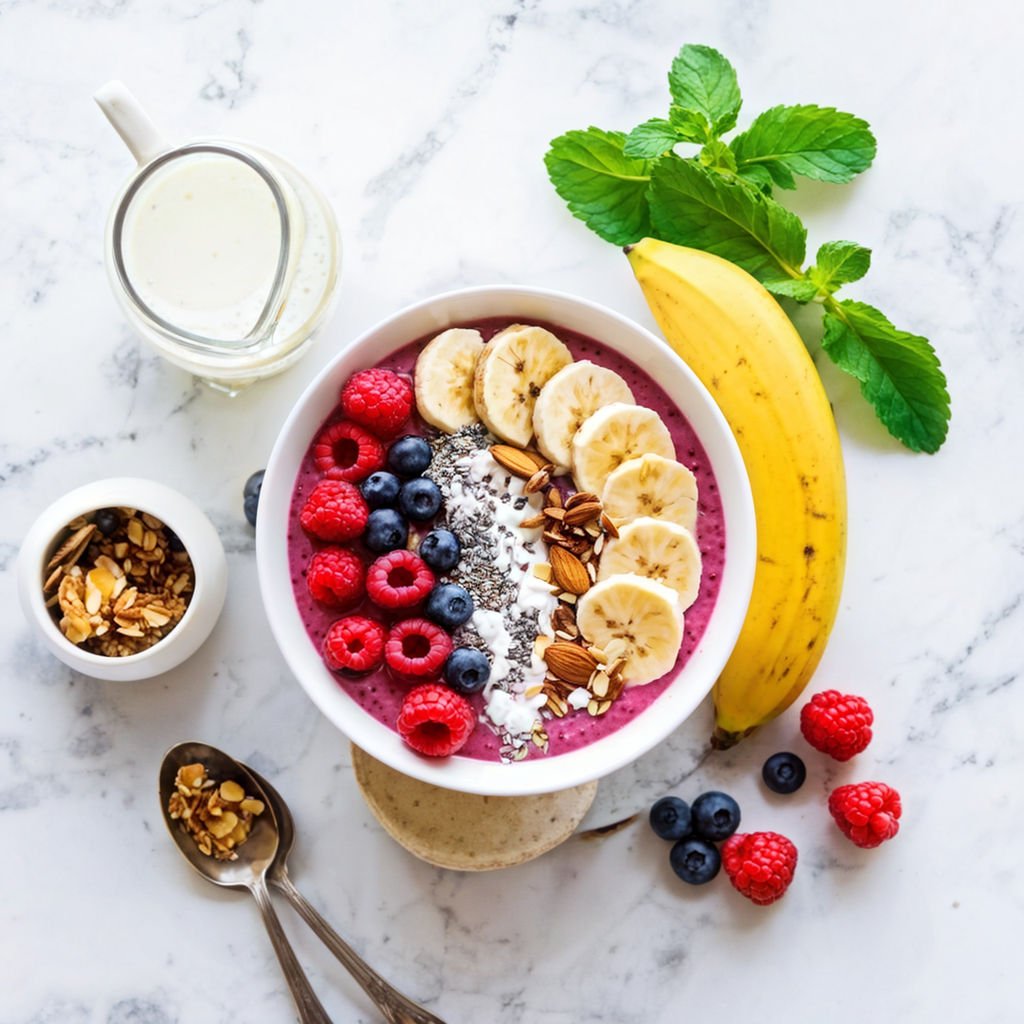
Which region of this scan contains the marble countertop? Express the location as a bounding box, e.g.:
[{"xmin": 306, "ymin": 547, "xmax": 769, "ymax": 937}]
[{"xmin": 1, "ymin": 1, "xmax": 1019, "ymax": 1021}]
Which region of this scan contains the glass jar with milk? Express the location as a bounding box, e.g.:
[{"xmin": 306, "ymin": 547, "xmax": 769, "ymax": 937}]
[{"xmin": 96, "ymin": 82, "xmax": 340, "ymax": 393}]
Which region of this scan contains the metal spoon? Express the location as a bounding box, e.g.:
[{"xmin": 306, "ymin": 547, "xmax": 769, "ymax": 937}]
[
  {"xmin": 244, "ymin": 764, "xmax": 447, "ymax": 1024},
  {"xmin": 158, "ymin": 742, "xmax": 333, "ymax": 1024}
]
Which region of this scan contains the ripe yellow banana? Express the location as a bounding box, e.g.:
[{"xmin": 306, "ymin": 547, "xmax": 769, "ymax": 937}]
[{"xmin": 626, "ymin": 238, "xmax": 847, "ymax": 748}]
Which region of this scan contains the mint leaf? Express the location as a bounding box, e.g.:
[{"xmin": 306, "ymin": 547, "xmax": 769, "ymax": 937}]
[
  {"xmin": 624, "ymin": 119, "xmax": 682, "ymax": 158},
  {"xmin": 545, "ymin": 128, "xmax": 653, "ymax": 245},
  {"xmin": 669, "ymin": 45, "xmax": 741, "ymax": 134},
  {"xmin": 809, "ymin": 241, "xmax": 871, "ymax": 293},
  {"xmin": 762, "ymin": 160, "xmax": 796, "ymax": 190},
  {"xmin": 737, "ymin": 164, "xmax": 774, "ymax": 194},
  {"xmin": 822, "ymin": 300, "xmax": 949, "ymax": 453},
  {"xmin": 699, "ymin": 140, "xmax": 738, "ymax": 174},
  {"xmin": 766, "ymin": 278, "xmax": 819, "ymax": 302},
  {"xmin": 648, "ymin": 157, "xmax": 806, "ymax": 283},
  {"xmin": 669, "ymin": 105, "xmax": 710, "ymax": 142},
  {"xmin": 731, "ymin": 105, "xmax": 877, "ymax": 184}
]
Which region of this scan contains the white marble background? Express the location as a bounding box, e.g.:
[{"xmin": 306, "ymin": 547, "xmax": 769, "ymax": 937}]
[{"xmin": 1, "ymin": 1, "xmax": 1021, "ymax": 1021}]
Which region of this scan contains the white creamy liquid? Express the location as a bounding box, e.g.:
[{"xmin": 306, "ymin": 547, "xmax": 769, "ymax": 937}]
[{"xmin": 123, "ymin": 154, "xmax": 285, "ymax": 339}]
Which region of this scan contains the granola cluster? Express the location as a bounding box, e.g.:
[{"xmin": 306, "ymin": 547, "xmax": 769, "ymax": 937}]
[
  {"xmin": 43, "ymin": 508, "xmax": 193, "ymax": 657},
  {"xmin": 167, "ymin": 763, "xmax": 266, "ymax": 861}
]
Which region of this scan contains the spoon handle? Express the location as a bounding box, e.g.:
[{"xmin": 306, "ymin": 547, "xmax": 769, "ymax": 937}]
[
  {"xmin": 250, "ymin": 876, "xmax": 334, "ymax": 1023},
  {"xmin": 272, "ymin": 871, "xmax": 447, "ymax": 1024}
]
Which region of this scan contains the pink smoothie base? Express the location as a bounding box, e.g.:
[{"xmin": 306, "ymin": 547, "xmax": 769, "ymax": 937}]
[{"xmin": 287, "ymin": 318, "xmax": 726, "ymax": 762}]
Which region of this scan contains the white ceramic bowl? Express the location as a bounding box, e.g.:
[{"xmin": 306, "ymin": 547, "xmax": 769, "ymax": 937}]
[
  {"xmin": 257, "ymin": 286, "xmax": 755, "ymax": 796},
  {"xmin": 17, "ymin": 478, "xmax": 227, "ymax": 681}
]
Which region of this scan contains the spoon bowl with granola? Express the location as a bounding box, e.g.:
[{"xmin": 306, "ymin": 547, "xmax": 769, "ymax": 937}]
[{"xmin": 158, "ymin": 742, "xmax": 333, "ymax": 1024}]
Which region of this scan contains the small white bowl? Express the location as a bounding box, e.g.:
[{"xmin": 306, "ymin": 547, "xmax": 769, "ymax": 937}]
[
  {"xmin": 257, "ymin": 285, "xmax": 756, "ymax": 796},
  {"xmin": 17, "ymin": 478, "xmax": 227, "ymax": 681}
]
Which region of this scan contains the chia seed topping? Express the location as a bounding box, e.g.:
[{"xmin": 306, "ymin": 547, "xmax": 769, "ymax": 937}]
[{"xmin": 430, "ymin": 425, "xmax": 556, "ymax": 756}]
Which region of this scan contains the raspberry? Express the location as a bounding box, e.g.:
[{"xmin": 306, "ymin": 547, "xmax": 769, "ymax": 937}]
[
  {"xmin": 313, "ymin": 421, "xmax": 385, "ymax": 483},
  {"xmin": 828, "ymin": 781, "xmax": 902, "ymax": 849},
  {"xmin": 722, "ymin": 831, "xmax": 798, "ymax": 906},
  {"xmin": 323, "ymin": 615, "xmax": 386, "ymax": 675},
  {"xmin": 800, "ymin": 690, "xmax": 874, "ymax": 761},
  {"xmin": 385, "ymin": 617, "xmax": 453, "ymax": 679},
  {"xmin": 306, "ymin": 547, "xmax": 366, "ymax": 608},
  {"xmin": 396, "ymin": 682, "xmax": 476, "ymax": 757},
  {"xmin": 340, "ymin": 369, "xmax": 414, "ymax": 440},
  {"xmin": 299, "ymin": 480, "xmax": 369, "ymax": 543},
  {"xmin": 366, "ymin": 550, "xmax": 435, "ymax": 610}
]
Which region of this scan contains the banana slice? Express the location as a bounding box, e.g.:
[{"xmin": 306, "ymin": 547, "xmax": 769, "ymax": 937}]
[
  {"xmin": 571, "ymin": 403, "xmax": 675, "ymax": 495},
  {"xmin": 598, "ymin": 517, "xmax": 702, "ymax": 610},
  {"xmin": 533, "ymin": 361, "xmax": 635, "ymax": 472},
  {"xmin": 576, "ymin": 573, "xmax": 684, "ymax": 686},
  {"xmin": 601, "ymin": 454, "xmax": 698, "ymax": 533},
  {"xmin": 473, "ymin": 325, "xmax": 572, "ymax": 447},
  {"xmin": 414, "ymin": 328, "xmax": 485, "ymax": 433}
]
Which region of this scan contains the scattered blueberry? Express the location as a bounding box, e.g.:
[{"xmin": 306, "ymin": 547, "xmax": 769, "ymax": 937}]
[
  {"xmin": 649, "ymin": 796, "xmax": 692, "ymax": 841},
  {"xmin": 399, "ymin": 478, "xmax": 443, "ymax": 521},
  {"xmin": 443, "ymin": 647, "xmax": 491, "ymax": 694},
  {"xmin": 360, "ymin": 471, "xmax": 402, "ymax": 509},
  {"xmin": 364, "ymin": 509, "xmax": 409, "ymax": 553},
  {"xmin": 387, "ymin": 435, "xmax": 433, "ymax": 478},
  {"xmin": 691, "ymin": 791, "xmax": 741, "ymax": 842},
  {"xmin": 762, "ymin": 752, "xmax": 807, "ymax": 794},
  {"xmin": 243, "ymin": 470, "xmax": 265, "ymax": 527},
  {"xmin": 425, "ymin": 582, "xmax": 474, "ymax": 629},
  {"xmin": 418, "ymin": 529, "xmax": 461, "ymax": 574},
  {"xmin": 669, "ymin": 838, "xmax": 721, "ymax": 885},
  {"xmin": 94, "ymin": 509, "xmax": 120, "ymax": 536}
]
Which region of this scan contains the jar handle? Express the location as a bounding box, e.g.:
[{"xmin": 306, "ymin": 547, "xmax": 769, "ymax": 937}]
[{"xmin": 94, "ymin": 81, "xmax": 169, "ymax": 166}]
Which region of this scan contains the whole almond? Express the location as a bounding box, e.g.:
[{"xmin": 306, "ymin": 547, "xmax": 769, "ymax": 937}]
[
  {"xmin": 543, "ymin": 642, "xmax": 599, "ymax": 685},
  {"xmin": 563, "ymin": 501, "xmax": 603, "ymax": 527},
  {"xmin": 600, "ymin": 511, "xmax": 620, "ymax": 538},
  {"xmin": 565, "ymin": 491, "xmax": 599, "ymax": 510},
  {"xmin": 490, "ymin": 444, "xmax": 546, "ymax": 479},
  {"xmin": 549, "ymin": 545, "xmax": 591, "ymax": 595}
]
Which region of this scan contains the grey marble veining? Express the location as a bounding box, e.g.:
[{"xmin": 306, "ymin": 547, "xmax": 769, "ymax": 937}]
[{"xmin": 1, "ymin": 1, "xmax": 1021, "ymax": 1022}]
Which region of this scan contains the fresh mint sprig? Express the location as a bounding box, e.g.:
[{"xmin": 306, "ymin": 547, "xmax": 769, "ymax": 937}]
[{"xmin": 544, "ymin": 44, "xmax": 950, "ymax": 454}]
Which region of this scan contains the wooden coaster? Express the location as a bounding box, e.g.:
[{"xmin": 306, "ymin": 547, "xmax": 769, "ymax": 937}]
[{"xmin": 351, "ymin": 744, "xmax": 598, "ymax": 871}]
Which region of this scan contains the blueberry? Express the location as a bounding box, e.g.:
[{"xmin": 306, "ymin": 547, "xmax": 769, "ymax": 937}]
[
  {"xmin": 94, "ymin": 508, "xmax": 120, "ymax": 536},
  {"xmin": 243, "ymin": 470, "xmax": 265, "ymax": 527},
  {"xmin": 360, "ymin": 471, "xmax": 402, "ymax": 509},
  {"xmin": 762, "ymin": 752, "xmax": 807, "ymax": 794},
  {"xmin": 364, "ymin": 509, "xmax": 409, "ymax": 553},
  {"xmin": 425, "ymin": 583, "xmax": 474, "ymax": 629},
  {"xmin": 387, "ymin": 435, "xmax": 432, "ymax": 478},
  {"xmin": 649, "ymin": 796, "xmax": 692, "ymax": 841},
  {"xmin": 399, "ymin": 478, "xmax": 443, "ymax": 521},
  {"xmin": 669, "ymin": 838, "xmax": 721, "ymax": 885},
  {"xmin": 418, "ymin": 529, "xmax": 461, "ymax": 573},
  {"xmin": 443, "ymin": 647, "xmax": 491, "ymax": 694},
  {"xmin": 691, "ymin": 791, "xmax": 741, "ymax": 842}
]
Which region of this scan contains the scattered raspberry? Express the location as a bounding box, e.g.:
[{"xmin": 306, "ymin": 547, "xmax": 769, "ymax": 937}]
[
  {"xmin": 299, "ymin": 480, "xmax": 369, "ymax": 543},
  {"xmin": 396, "ymin": 682, "xmax": 476, "ymax": 757},
  {"xmin": 828, "ymin": 782, "xmax": 902, "ymax": 849},
  {"xmin": 721, "ymin": 832, "xmax": 798, "ymax": 906},
  {"xmin": 340, "ymin": 369, "xmax": 414, "ymax": 439},
  {"xmin": 800, "ymin": 690, "xmax": 874, "ymax": 761},
  {"xmin": 313, "ymin": 421, "xmax": 385, "ymax": 483},
  {"xmin": 385, "ymin": 617, "xmax": 453, "ymax": 679},
  {"xmin": 306, "ymin": 547, "xmax": 366, "ymax": 608},
  {"xmin": 323, "ymin": 616, "xmax": 386, "ymax": 675},
  {"xmin": 366, "ymin": 550, "xmax": 435, "ymax": 610}
]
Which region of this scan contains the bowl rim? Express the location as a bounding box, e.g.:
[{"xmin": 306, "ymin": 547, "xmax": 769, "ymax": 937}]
[
  {"xmin": 17, "ymin": 477, "xmax": 224, "ymax": 676},
  {"xmin": 256, "ymin": 284, "xmax": 755, "ymax": 796}
]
